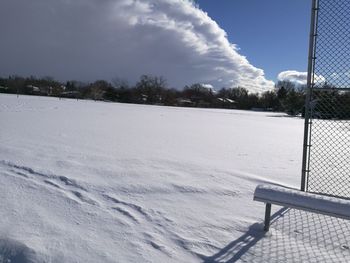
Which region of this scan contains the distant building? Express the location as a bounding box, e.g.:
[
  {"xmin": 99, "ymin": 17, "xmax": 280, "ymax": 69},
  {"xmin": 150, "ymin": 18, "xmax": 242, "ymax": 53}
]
[
  {"xmin": 0, "ymin": 86, "xmax": 9, "ymax": 93},
  {"xmin": 60, "ymin": 91, "xmax": 80, "ymax": 98},
  {"xmin": 26, "ymin": 85, "xmax": 41, "ymax": 95},
  {"xmin": 216, "ymin": 97, "xmax": 237, "ymax": 109},
  {"xmin": 176, "ymin": 98, "xmax": 194, "ymax": 107}
]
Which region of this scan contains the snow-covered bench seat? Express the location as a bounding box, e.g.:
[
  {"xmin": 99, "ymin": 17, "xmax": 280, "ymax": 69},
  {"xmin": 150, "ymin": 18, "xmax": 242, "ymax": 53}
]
[{"xmin": 253, "ymin": 184, "xmax": 350, "ymax": 231}]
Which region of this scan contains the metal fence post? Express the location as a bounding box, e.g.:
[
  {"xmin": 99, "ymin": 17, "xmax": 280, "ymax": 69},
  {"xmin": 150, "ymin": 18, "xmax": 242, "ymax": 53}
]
[{"xmin": 301, "ymin": 0, "xmax": 319, "ymax": 192}]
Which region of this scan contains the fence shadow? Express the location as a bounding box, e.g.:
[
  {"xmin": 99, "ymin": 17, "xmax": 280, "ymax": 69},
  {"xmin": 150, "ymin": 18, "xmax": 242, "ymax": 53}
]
[{"xmin": 201, "ymin": 207, "xmax": 350, "ymax": 262}]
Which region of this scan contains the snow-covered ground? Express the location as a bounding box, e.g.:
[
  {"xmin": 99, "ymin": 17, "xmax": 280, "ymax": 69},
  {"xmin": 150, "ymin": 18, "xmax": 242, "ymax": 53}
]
[{"xmin": 0, "ymin": 94, "xmax": 349, "ymax": 262}]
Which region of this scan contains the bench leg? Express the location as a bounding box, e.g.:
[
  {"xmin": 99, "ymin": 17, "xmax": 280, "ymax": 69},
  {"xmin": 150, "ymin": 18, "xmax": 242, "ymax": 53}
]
[{"xmin": 264, "ymin": 203, "xmax": 272, "ymax": 231}]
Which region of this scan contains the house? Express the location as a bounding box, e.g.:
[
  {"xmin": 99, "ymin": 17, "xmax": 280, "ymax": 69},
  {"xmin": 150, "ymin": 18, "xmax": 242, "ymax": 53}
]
[
  {"xmin": 216, "ymin": 97, "xmax": 237, "ymax": 109},
  {"xmin": 176, "ymin": 98, "xmax": 194, "ymax": 107},
  {"xmin": 60, "ymin": 91, "xmax": 80, "ymax": 99},
  {"xmin": 26, "ymin": 85, "xmax": 41, "ymax": 95},
  {"xmin": 0, "ymin": 86, "xmax": 9, "ymax": 93}
]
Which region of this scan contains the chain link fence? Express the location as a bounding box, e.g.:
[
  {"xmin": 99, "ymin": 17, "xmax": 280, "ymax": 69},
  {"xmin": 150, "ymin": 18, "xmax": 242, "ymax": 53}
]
[{"xmin": 303, "ymin": 0, "xmax": 350, "ymax": 199}]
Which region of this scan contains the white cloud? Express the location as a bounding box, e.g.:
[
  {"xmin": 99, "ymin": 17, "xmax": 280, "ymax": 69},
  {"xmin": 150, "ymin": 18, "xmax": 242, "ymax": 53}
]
[
  {"xmin": 277, "ymin": 71, "xmax": 308, "ymax": 85},
  {"xmin": 278, "ymin": 70, "xmax": 326, "ymax": 86},
  {"xmin": 0, "ymin": 0, "xmax": 274, "ymax": 92}
]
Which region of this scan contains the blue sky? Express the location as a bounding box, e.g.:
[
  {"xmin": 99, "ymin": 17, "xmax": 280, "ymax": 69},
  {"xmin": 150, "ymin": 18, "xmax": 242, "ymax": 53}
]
[{"xmin": 197, "ymin": 0, "xmax": 311, "ymax": 81}]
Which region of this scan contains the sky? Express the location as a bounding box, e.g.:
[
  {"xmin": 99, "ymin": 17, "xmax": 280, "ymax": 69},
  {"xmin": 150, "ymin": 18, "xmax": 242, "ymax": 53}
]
[
  {"xmin": 196, "ymin": 0, "xmax": 311, "ymax": 82},
  {"xmin": 0, "ymin": 0, "xmax": 312, "ymax": 92}
]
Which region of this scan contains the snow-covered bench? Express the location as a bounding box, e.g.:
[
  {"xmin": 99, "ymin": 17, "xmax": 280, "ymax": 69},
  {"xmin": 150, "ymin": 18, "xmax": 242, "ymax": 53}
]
[{"xmin": 253, "ymin": 184, "xmax": 350, "ymax": 231}]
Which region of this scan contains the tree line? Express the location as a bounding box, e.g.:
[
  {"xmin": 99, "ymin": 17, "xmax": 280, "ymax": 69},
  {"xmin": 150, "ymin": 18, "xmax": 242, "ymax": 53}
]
[{"xmin": 0, "ymin": 75, "xmax": 306, "ymax": 115}]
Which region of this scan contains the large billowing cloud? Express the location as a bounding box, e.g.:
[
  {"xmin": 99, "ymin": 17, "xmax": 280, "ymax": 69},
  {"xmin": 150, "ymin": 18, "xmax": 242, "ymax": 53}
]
[{"xmin": 0, "ymin": 0, "xmax": 274, "ymax": 92}]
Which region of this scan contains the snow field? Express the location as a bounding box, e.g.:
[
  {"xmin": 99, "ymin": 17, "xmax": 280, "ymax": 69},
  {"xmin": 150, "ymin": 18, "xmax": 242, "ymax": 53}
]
[{"xmin": 1, "ymin": 94, "xmax": 347, "ymax": 262}]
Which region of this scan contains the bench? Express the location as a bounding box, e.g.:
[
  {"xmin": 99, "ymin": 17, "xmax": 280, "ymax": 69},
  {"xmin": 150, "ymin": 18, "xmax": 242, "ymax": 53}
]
[{"xmin": 253, "ymin": 184, "xmax": 350, "ymax": 231}]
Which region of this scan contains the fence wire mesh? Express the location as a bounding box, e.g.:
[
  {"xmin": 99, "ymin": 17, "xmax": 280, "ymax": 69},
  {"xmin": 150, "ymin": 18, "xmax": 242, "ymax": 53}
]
[{"xmin": 304, "ymin": 0, "xmax": 350, "ymax": 199}]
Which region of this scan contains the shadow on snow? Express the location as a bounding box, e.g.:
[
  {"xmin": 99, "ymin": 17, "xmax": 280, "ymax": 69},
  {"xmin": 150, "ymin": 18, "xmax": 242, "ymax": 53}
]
[{"xmin": 201, "ymin": 207, "xmax": 350, "ymax": 262}]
